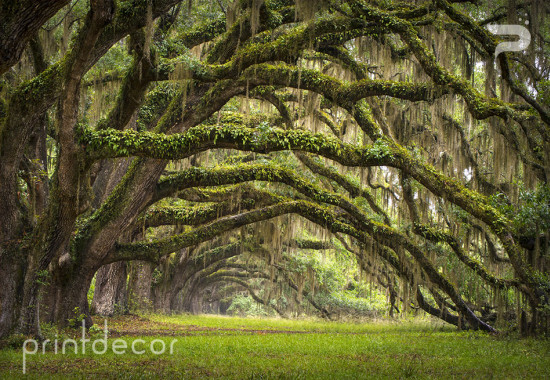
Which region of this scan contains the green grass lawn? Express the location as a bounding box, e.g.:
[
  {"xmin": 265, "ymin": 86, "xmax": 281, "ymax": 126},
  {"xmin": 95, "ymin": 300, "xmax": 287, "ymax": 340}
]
[{"xmin": 0, "ymin": 314, "xmax": 549, "ymax": 379}]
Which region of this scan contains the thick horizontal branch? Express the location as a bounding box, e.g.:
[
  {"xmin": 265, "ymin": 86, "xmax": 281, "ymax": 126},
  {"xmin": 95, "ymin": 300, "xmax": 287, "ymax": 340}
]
[
  {"xmin": 413, "ymin": 223, "xmax": 519, "ymax": 289},
  {"xmin": 118, "ymin": 192, "xmax": 495, "ymax": 331},
  {"xmin": 142, "ymin": 194, "xmax": 277, "ymax": 228},
  {"xmin": 176, "ymin": 184, "xmax": 283, "ymax": 205},
  {"xmin": 285, "ymin": 239, "xmax": 334, "ymax": 250},
  {"xmin": 154, "ymin": 162, "xmax": 369, "ymax": 206},
  {"xmin": 113, "ymin": 201, "xmax": 304, "ymax": 262},
  {"xmin": 296, "ymin": 153, "xmax": 391, "ymax": 225},
  {"xmin": 82, "ymin": 122, "xmax": 512, "ymax": 246},
  {"xmin": 242, "ymin": 63, "xmax": 448, "ymax": 112},
  {"xmin": 79, "ymin": 123, "xmax": 391, "ymax": 166}
]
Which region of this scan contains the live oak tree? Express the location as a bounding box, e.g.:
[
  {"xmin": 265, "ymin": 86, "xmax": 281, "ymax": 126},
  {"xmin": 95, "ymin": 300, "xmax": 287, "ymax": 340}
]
[{"xmin": 1, "ymin": 0, "xmax": 549, "ymax": 338}]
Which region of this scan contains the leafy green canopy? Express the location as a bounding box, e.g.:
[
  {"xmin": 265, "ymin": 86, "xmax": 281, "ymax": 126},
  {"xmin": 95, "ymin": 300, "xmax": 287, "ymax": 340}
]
[{"xmin": 1, "ymin": 0, "xmax": 550, "ymax": 334}]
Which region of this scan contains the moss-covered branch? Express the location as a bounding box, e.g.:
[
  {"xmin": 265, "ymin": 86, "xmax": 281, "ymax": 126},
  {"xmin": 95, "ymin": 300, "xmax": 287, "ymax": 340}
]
[
  {"xmin": 285, "ymin": 239, "xmax": 334, "ymax": 250},
  {"xmin": 296, "ymin": 152, "xmax": 391, "ymax": 225},
  {"xmin": 243, "ymin": 63, "xmax": 448, "ymax": 110},
  {"xmin": 141, "ymin": 194, "xmax": 277, "ymax": 228},
  {"xmin": 82, "ymin": 121, "xmax": 514, "ymax": 255},
  {"xmin": 349, "ymin": 0, "xmax": 533, "ymax": 123},
  {"xmin": 413, "ymin": 223, "xmax": 519, "ymax": 289},
  {"xmin": 80, "ymin": 123, "xmax": 391, "ymax": 166},
  {"xmin": 175, "ymin": 183, "xmax": 283, "ymax": 205},
  {"xmin": 113, "ymin": 201, "xmax": 302, "ymax": 262},
  {"xmin": 120, "ymin": 194, "xmax": 496, "ymax": 331}
]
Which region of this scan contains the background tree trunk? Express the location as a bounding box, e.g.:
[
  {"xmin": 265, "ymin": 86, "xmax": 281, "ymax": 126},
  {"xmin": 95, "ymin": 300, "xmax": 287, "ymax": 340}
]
[
  {"xmin": 49, "ymin": 265, "xmax": 95, "ymax": 328},
  {"xmin": 0, "ymin": 255, "xmax": 23, "ymax": 338},
  {"xmin": 127, "ymin": 261, "xmax": 154, "ymax": 312},
  {"xmin": 91, "ymin": 262, "xmax": 128, "ymax": 316}
]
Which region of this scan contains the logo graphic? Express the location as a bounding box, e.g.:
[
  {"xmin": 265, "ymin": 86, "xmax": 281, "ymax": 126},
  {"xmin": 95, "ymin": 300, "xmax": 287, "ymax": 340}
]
[
  {"xmin": 486, "ymin": 24, "xmax": 531, "ymax": 70},
  {"xmin": 22, "ymin": 320, "xmax": 177, "ymax": 374}
]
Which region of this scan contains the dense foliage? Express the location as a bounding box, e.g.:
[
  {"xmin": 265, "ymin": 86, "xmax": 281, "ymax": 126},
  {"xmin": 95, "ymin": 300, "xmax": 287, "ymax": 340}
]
[{"xmin": 1, "ymin": 0, "xmax": 549, "ymax": 338}]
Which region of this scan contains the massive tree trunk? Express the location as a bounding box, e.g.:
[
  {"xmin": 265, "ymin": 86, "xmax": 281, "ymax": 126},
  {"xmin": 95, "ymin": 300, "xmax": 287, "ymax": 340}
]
[
  {"xmin": 0, "ymin": 254, "xmax": 24, "ymax": 338},
  {"xmin": 127, "ymin": 261, "xmax": 154, "ymax": 312},
  {"xmin": 0, "ymin": 0, "xmax": 195, "ymax": 337},
  {"xmin": 181, "ymin": 269, "xmax": 209, "ymax": 314},
  {"xmin": 41, "ymin": 262, "xmax": 96, "ymax": 329},
  {"xmin": 16, "ymin": 0, "xmax": 115, "ymax": 336},
  {"xmin": 91, "ymin": 262, "xmax": 128, "ymax": 316}
]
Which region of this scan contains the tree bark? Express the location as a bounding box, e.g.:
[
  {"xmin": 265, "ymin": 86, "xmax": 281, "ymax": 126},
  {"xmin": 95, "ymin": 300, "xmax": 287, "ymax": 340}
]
[
  {"xmin": 91, "ymin": 262, "xmax": 128, "ymax": 316},
  {"xmin": 0, "ymin": 0, "xmax": 70, "ymax": 75},
  {"xmin": 17, "ymin": 0, "xmax": 115, "ymax": 336},
  {"xmin": 43, "ymin": 263, "xmax": 96, "ymax": 329},
  {"xmin": 0, "ymin": 254, "xmax": 24, "ymax": 338},
  {"xmin": 127, "ymin": 261, "xmax": 154, "ymax": 312}
]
